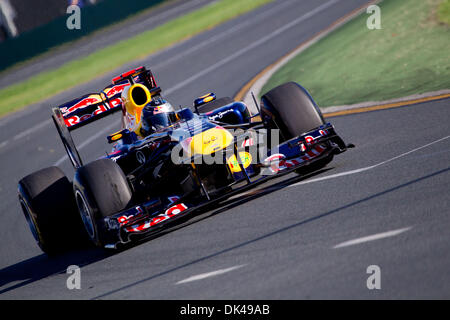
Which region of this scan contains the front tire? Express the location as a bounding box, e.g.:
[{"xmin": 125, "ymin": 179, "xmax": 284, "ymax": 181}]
[
  {"xmin": 73, "ymin": 159, "xmax": 132, "ymax": 247},
  {"xmin": 261, "ymin": 82, "xmax": 333, "ymax": 171},
  {"xmin": 261, "ymin": 82, "xmax": 325, "ymax": 141}
]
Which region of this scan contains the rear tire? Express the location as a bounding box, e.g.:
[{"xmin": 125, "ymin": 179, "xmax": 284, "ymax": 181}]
[
  {"xmin": 18, "ymin": 167, "xmax": 82, "ymax": 255},
  {"xmin": 73, "ymin": 159, "xmax": 132, "ymax": 247}
]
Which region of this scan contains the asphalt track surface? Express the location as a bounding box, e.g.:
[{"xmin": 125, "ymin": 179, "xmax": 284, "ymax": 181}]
[{"xmin": 1, "ymin": 0, "xmax": 449, "ymax": 299}]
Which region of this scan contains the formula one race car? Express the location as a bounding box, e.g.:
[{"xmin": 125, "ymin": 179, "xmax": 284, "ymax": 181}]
[{"xmin": 18, "ymin": 66, "xmax": 352, "ymax": 255}]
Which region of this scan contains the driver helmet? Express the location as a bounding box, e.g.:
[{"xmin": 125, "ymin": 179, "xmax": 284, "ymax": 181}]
[{"xmin": 140, "ymin": 97, "xmax": 178, "ymax": 136}]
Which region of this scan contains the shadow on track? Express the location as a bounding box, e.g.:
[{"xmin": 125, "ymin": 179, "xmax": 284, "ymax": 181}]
[
  {"xmin": 0, "ymin": 247, "xmax": 111, "ymax": 295},
  {"xmin": 91, "ymin": 166, "xmax": 450, "ymax": 299}
]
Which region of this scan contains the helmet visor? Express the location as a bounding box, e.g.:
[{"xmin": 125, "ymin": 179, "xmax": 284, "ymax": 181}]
[{"xmin": 147, "ymin": 113, "xmax": 171, "ymax": 129}]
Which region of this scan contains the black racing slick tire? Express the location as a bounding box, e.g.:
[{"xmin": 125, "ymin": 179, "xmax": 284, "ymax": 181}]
[
  {"xmin": 197, "ymin": 97, "xmax": 234, "ymax": 113},
  {"xmin": 18, "ymin": 167, "xmax": 82, "ymax": 255},
  {"xmin": 261, "ymin": 82, "xmax": 333, "ymax": 172},
  {"xmin": 261, "ymin": 82, "xmax": 325, "ymax": 141},
  {"xmin": 73, "ymin": 159, "xmax": 132, "ymax": 248}
]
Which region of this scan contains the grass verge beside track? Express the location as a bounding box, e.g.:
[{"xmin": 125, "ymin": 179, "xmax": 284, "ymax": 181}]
[
  {"xmin": 0, "ymin": 0, "xmax": 272, "ymax": 118},
  {"xmin": 262, "ymin": 0, "xmax": 450, "ymax": 108},
  {"xmin": 438, "ymin": 0, "xmax": 450, "ymax": 24}
]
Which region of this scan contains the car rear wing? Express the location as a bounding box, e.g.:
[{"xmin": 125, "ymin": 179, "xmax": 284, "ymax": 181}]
[
  {"xmin": 52, "ymin": 66, "xmax": 160, "ymax": 168},
  {"xmin": 54, "ymin": 66, "xmax": 158, "ymax": 131}
]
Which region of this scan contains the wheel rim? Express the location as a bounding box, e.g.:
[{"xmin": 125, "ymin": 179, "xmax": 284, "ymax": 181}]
[
  {"xmin": 75, "ymin": 190, "xmax": 95, "ymax": 240},
  {"xmin": 19, "ymin": 197, "xmax": 39, "ymax": 242}
]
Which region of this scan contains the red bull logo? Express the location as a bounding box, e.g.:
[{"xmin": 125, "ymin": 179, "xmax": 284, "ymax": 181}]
[
  {"xmin": 62, "ymin": 94, "xmax": 103, "ymax": 116},
  {"xmin": 125, "ymin": 203, "xmax": 188, "ymax": 233},
  {"xmin": 153, "ymin": 104, "xmax": 172, "ymax": 114},
  {"xmin": 104, "ymin": 83, "xmax": 129, "ymax": 99},
  {"xmin": 64, "ymin": 103, "xmax": 109, "ymax": 127}
]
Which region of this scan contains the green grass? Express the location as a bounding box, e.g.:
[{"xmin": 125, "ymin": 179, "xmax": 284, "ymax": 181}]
[
  {"xmin": 262, "ymin": 0, "xmax": 450, "ymax": 108},
  {"xmin": 438, "ymin": 0, "xmax": 450, "ymax": 24},
  {"xmin": 0, "ymin": 0, "xmax": 272, "ymax": 117}
]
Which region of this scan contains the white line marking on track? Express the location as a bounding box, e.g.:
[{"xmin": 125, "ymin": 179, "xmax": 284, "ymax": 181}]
[
  {"xmin": 290, "ymin": 135, "xmax": 450, "ymax": 188},
  {"xmin": 152, "ymin": 0, "xmax": 295, "ymax": 70},
  {"xmin": 12, "ymin": 119, "xmax": 53, "ymax": 141},
  {"xmin": 0, "ymin": 119, "xmax": 53, "ymax": 150},
  {"xmin": 333, "ymin": 227, "xmax": 412, "ymax": 248},
  {"xmin": 176, "ymin": 264, "xmax": 246, "ymax": 285}
]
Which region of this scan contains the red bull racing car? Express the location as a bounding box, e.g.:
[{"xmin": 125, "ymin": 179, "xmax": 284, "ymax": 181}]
[{"xmin": 18, "ymin": 66, "xmax": 352, "ymax": 255}]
